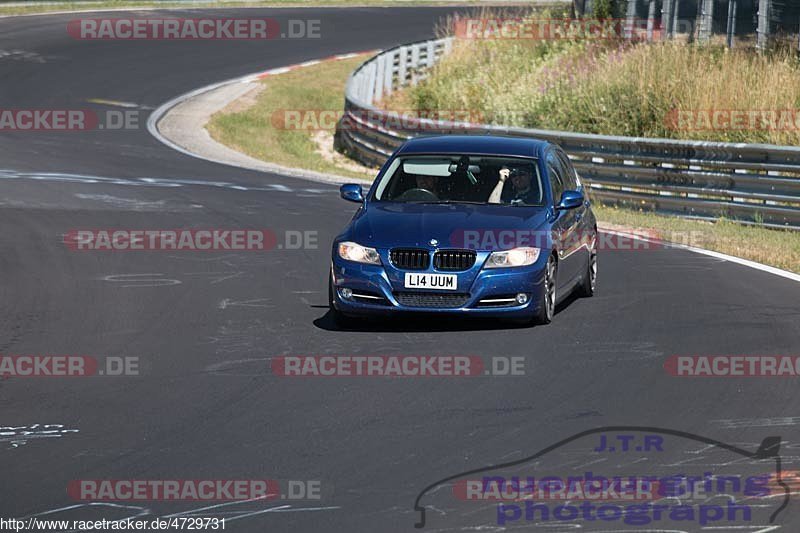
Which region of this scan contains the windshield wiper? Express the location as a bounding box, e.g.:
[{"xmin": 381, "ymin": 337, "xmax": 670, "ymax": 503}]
[{"xmin": 421, "ymin": 200, "xmax": 487, "ymax": 205}]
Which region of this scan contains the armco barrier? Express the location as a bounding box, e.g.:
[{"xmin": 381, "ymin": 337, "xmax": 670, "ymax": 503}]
[{"xmin": 334, "ymin": 37, "xmax": 800, "ymax": 229}]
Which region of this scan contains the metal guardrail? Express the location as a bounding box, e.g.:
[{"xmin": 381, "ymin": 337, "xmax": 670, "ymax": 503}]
[{"xmin": 335, "ymin": 37, "xmax": 800, "ymax": 229}]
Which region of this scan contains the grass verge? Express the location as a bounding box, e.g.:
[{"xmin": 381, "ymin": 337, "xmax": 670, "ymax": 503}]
[
  {"xmin": 207, "ymin": 55, "xmax": 375, "ymax": 181},
  {"xmin": 595, "ymin": 205, "xmax": 799, "ymax": 273}
]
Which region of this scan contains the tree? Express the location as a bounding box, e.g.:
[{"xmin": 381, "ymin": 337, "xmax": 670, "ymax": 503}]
[{"xmin": 594, "ymin": 0, "xmax": 618, "ymax": 20}]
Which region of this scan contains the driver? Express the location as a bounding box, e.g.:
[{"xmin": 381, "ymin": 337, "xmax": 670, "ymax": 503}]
[
  {"xmin": 415, "ymin": 175, "xmax": 437, "ymax": 193},
  {"xmin": 488, "ymin": 166, "xmax": 536, "ymax": 205}
]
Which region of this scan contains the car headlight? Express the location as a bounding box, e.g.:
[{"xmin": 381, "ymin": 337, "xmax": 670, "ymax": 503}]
[
  {"xmin": 338, "ymin": 241, "xmax": 381, "ymax": 265},
  {"xmin": 485, "ymin": 247, "xmax": 540, "ymax": 268}
]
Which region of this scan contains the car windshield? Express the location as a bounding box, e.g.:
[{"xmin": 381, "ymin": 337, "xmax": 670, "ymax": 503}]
[{"xmin": 372, "ymin": 154, "xmax": 544, "ymax": 206}]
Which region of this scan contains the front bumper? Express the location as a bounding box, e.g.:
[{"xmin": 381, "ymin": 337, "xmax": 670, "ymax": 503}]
[{"xmin": 330, "ymin": 249, "xmax": 547, "ymax": 318}]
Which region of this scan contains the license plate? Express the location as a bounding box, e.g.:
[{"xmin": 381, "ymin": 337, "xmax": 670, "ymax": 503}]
[{"xmin": 404, "ymin": 273, "xmax": 457, "ymax": 291}]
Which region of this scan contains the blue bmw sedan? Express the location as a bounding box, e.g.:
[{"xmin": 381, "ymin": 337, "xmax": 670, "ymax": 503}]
[{"xmin": 329, "ymin": 135, "xmax": 597, "ymax": 326}]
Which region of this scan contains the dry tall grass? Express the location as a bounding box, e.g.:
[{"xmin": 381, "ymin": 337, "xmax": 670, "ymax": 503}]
[{"xmin": 405, "ymin": 19, "xmax": 800, "ymax": 144}]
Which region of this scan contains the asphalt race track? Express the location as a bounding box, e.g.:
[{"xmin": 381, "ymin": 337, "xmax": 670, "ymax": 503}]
[{"xmin": 0, "ymin": 7, "xmax": 799, "ymax": 532}]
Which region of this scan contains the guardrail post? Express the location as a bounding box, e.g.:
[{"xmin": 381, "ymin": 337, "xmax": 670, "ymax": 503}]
[
  {"xmin": 647, "ymin": 0, "xmax": 657, "ymax": 41},
  {"xmin": 426, "ymin": 41, "xmax": 435, "ymax": 69},
  {"xmin": 697, "ymin": 0, "xmax": 714, "ymax": 42},
  {"xmin": 726, "ymin": 0, "xmax": 737, "ymax": 48},
  {"xmin": 360, "ymin": 73, "xmax": 368, "ymax": 104},
  {"xmin": 624, "ymin": 0, "xmax": 636, "ymax": 40},
  {"xmin": 397, "ymin": 46, "xmax": 408, "ymax": 87},
  {"xmin": 410, "ymin": 44, "xmax": 420, "ymax": 85},
  {"xmin": 661, "ymin": 0, "xmax": 673, "ymax": 39},
  {"xmin": 383, "ymin": 52, "xmax": 394, "ymax": 97},
  {"xmin": 756, "ymin": 0, "xmax": 770, "ymax": 51},
  {"xmin": 365, "ymin": 62, "xmax": 377, "ymax": 106},
  {"xmin": 374, "ymin": 54, "xmax": 385, "ymax": 101}
]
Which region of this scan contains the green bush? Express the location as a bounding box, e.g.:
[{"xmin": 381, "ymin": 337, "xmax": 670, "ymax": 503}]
[{"xmin": 591, "ymin": 0, "xmax": 618, "ymax": 19}]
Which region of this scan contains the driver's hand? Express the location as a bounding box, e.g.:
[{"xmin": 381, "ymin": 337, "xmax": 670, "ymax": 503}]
[{"xmin": 499, "ymin": 167, "xmax": 510, "ymax": 182}]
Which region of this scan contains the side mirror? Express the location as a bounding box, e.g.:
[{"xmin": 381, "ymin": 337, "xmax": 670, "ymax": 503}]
[
  {"xmin": 340, "ymin": 183, "xmax": 364, "ymax": 203},
  {"xmin": 556, "ymin": 190, "xmax": 584, "ymax": 210}
]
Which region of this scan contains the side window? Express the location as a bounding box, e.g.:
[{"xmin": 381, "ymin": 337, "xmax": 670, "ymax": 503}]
[
  {"xmin": 557, "ymin": 150, "xmax": 579, "ymax": 191},
  {"xmin": 546, "ymin": 153, "xmax": 565, "ymax": 206}
]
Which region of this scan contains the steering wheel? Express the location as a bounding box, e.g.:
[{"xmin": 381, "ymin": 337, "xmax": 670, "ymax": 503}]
[{"xmin": 396, "ymin": 188, "xmax": 438, "ymax": 201}]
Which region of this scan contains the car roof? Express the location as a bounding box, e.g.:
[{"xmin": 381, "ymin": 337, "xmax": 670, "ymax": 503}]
[{"xmin": 394, "ymin": 135, "xmax": 550, "ymax": 158}]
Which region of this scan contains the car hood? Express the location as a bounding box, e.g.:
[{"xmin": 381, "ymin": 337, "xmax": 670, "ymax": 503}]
[{"xmin": 345, "ymin": 203, "xmax": 551, "ymax": 250}]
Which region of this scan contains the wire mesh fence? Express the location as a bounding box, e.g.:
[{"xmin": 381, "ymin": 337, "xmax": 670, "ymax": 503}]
[{"xmin": 619, "ymin": 0, "xmax": 799, "ymax": 49}]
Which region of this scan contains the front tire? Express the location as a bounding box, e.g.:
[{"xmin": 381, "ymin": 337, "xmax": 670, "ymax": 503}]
[{"xmin": 534, "ymin": 255, "xmax": 557, "ymax": 325}]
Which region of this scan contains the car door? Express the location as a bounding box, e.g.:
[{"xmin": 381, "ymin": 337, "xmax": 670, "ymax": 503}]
[
  {"xmin": 546, "ymin": 151, "xmax": 581, "ymax": 290},
  {"xmin": 556, "ymin": 148, "xmax": 592, "ymax": 278}
]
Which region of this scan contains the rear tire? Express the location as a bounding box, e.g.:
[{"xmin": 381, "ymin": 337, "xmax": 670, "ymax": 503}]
[
  {"xmin": 533, "ymin": 255, "xmax": 557, "ymax": 325},
  {"xmin": 578, "ymin": 245, "xmax": 597, "ymax": 298}
]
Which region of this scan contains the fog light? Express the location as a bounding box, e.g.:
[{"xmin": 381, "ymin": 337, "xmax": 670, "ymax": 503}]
[
  {"xmin": 515, "ymin": 293, "xmax": 528, "ymax": 304},
  {"xmin": 341, "ymin": 288, "xmax": 353, "ymax": 299}
]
